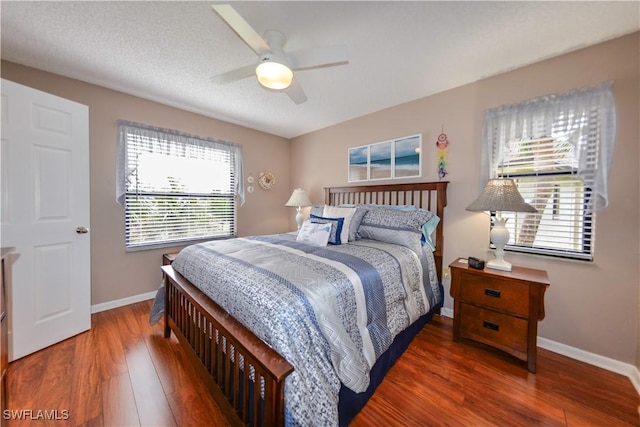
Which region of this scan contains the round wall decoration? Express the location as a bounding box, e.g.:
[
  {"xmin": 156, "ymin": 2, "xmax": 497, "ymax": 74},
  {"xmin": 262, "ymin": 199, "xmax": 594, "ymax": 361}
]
[{"xmin": 258, "ymin": 172, "xmax": 275, "ymax": 190}]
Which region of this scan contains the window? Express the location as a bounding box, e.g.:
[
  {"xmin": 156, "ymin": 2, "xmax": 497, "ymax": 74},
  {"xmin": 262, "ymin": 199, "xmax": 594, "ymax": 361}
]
[
  {"xmin": 480, "ymin": 82, "xmax": 616, "ymax": 261},
  {"xmin": 116, "ymin": 121, "xmax": 244, "ymax": 250},
  {"xmin": 495, "ymin": 138, "xmax": 594, "ymax": 259}
]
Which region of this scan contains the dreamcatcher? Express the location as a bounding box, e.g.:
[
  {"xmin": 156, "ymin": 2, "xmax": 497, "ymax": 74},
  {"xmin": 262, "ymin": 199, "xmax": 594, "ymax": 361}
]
[{"xmin": 436, "ymin": 131, "xmax": 449, "ymax": 180}]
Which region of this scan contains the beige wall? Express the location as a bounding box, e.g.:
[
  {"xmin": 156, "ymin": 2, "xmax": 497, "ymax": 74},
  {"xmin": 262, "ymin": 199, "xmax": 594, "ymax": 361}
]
[
  {"xmin": 1, "ymin": 61, "xmax": 292, "ymax": 305},
  {"xmin": 291, "ymin": 33, "xmax": 640, "ymax": 365}
]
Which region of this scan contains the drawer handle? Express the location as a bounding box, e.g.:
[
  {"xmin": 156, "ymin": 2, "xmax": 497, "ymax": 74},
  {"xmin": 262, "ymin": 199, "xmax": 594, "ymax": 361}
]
[
  {"xmin": 483, "ymin": 320, "xmax": 500, "ymax": 331},
  {"xmin": 484, "ymin": 288, "xmax": 501, "ymax": 298}
]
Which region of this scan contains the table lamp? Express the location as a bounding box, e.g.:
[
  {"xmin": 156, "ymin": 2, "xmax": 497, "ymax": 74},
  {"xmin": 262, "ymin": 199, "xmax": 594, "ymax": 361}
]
[
  {"xmin": 466, "ymin": 178, "xmax": 537, "ymax": 271},
  {"xmin": 285, "ymin": 188, "xmax": 312, "ymax": 231}
]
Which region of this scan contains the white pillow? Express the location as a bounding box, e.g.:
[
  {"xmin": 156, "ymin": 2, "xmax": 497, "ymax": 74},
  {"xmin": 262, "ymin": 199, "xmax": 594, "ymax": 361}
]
[
  {"xmin": 296, "ymin": 221, "xmax": 331, "ymax": 247},
  {"xmin": 323, "ymin": 205, "xmax": 356, "ymax": 244}
]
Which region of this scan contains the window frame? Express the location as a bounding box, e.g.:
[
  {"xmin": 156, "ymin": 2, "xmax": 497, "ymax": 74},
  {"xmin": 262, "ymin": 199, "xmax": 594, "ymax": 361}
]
[{"xmin": 116, "ymin": 120, "xmax": 243, "ymax": 251}]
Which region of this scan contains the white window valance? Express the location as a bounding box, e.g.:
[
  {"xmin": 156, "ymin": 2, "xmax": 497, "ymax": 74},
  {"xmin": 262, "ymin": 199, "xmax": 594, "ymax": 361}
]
[{"xmin": 479, "ymin": 81, "xmax": 616, "ymax": 212}]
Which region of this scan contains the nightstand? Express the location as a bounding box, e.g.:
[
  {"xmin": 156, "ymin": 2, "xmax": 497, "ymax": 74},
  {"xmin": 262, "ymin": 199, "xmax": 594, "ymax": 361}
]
[{"xmin": 449, "ymin": 258, "xmax": 550, "ymax": 373}]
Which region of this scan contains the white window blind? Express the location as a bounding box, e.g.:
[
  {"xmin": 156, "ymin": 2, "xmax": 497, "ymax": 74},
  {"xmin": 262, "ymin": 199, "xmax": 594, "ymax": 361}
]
[
  {"xmin": 496, "ymin": 137, "xmax": 594, "ymax": 259},
  {"xmin": 116, "ymin": 121, "xmax": 244, "ymax": 250},
  {"xmin": 480, "ymin": 82, "xmax": 616, "ymax": 261}
]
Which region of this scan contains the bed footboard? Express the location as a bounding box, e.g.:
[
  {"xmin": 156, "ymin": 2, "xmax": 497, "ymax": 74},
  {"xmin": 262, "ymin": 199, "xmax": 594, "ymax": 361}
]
[{"xmin": 161, "ymin": 265, "xmax": 294, "ymax": 427}]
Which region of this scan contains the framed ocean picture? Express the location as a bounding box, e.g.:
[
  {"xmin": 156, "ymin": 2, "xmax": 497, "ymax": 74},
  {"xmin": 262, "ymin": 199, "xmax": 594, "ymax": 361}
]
[
  {"xmin": 348, "ymin": 134, "xmax": 421, "ymax": 182},
  {"xmin": 348, "ymin": 145, "xmax": 369, "ymax": 182},
  {"xmin": 394, "ymin": 134, "xmax": 421, "ymax": 178},
  {"xmin": 370, "ymin": 140, "xmax": 392, "ymax": 180}
]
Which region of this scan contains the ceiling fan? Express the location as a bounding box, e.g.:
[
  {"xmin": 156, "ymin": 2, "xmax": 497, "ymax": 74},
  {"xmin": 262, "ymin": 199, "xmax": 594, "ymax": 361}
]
[{"xmin": 211, "ymin": 4, "xmax": 349, "ymax": 104}]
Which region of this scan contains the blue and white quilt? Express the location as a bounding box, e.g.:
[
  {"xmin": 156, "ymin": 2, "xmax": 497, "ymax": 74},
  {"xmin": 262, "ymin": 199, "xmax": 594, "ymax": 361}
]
[{"xmin": 171, "ymin": 233, "xmax": 441, "ymax": 427}]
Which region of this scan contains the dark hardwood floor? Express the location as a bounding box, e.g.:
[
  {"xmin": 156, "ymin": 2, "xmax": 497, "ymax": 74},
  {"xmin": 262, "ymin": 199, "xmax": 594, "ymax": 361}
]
[{"xmin": 6, "ymin": 300, "xmax": 639, "ymax": 426}]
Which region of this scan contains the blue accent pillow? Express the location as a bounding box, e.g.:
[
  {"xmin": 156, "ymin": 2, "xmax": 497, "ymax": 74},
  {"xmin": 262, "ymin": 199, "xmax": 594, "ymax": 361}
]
[
  {"xmin": 310, "ymin": 214, "xmax": 344, "ymax": 245},
  {"xmin": 420, "ymin": 215, "xmax": 440, "ymax": 250}
]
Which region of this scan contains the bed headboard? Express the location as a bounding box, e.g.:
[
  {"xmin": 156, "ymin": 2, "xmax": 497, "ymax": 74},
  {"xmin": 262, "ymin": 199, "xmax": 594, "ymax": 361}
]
[{"xmin": 324, "ymin": 182, "xmax": 448, "ymax": 280}]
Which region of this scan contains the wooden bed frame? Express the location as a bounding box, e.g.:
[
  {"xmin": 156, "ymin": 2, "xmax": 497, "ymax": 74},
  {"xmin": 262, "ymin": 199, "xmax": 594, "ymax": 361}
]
[{"xmin": 161, "ymin": 181, "xmax": 448, "ymax": 427}]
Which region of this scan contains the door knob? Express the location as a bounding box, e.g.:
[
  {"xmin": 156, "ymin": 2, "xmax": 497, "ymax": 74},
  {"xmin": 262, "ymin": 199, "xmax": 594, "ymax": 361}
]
[{"xmin": 76, "ymin": 226, "xmax": 89, "ymax": 234}]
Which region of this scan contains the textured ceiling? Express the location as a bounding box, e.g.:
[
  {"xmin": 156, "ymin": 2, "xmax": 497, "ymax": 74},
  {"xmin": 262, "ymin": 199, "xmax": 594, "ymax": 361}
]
[{"xmin": 2, "ymin": 1, "xmax": 638, "ymax": 139}]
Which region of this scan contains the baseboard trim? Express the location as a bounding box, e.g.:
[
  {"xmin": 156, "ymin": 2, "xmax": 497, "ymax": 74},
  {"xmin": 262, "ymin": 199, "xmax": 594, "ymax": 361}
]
[
  {"xmin": 630, "ymin": 365, "xmax": 640, "ymax": 396},
  {"xmin": 439, "ymin": 309, "xmax": 639, "ymax": 395},
  {"xmin": 440, "ymin": 307, "xmax": 454, "ymax": 318},
  {"xmin": 91, "ymin": 290, "xmax": 156, "ymax": 314},
  {"xmin": 538, "ymin": 337, "xmax": 640, "ymax": 395}
]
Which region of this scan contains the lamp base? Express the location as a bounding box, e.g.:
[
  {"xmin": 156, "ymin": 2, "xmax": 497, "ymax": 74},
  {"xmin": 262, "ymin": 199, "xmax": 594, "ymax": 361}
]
[
  {"xmin": 295, "ymin": 209, "xmax": 304, "ymax": 231},
  {"xmin": 488, "ymin": 215, "xmax": 512, "ymax": 271},
  {"xmin": 486, "ymin": 258, "xmax": 512, "ymax": 272}
]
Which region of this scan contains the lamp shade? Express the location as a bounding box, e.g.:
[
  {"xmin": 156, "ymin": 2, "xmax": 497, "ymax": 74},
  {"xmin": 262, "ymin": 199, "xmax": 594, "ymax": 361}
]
[
  {"xmin": 285, "ymin": 188, "xmax": 312, "ymax": 208},
  {"xmin": 466, "ymin": 179, "xmax": 536, "ymax": 213},
  {"xmin": 256, "ymin": 51, "xmax": 293, "ymax": 90}
]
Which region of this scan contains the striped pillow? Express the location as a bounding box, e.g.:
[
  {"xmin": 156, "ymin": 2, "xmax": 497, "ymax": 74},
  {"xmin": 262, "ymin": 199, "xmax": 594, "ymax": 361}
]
[{"xmin": 357, "ymin": 207, "xmax": 435, "ymax": 254}]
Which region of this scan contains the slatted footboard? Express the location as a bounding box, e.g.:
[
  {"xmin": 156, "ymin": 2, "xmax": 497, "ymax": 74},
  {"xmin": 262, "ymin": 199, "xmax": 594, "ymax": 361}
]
[{"xmin": 161, "ymin": 265, "xmax": 294, "ymax": 427}]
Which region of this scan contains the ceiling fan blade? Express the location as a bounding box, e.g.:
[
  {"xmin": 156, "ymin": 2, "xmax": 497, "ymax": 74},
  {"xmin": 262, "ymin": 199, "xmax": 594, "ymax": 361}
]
[
  {"xmin": 287, "ymin": 45, "xmax": 349, "ymax": 70},
  {"xmin": 211, "ymin": 4, "xmax": 270, "ymax": 55},
  {"xmin": 285, "ymin": 78, "xmax": 307, "ymax": 105},
  {"xmin": 211, "ymin": 64, "xmax": 256, "ymax": 85}
]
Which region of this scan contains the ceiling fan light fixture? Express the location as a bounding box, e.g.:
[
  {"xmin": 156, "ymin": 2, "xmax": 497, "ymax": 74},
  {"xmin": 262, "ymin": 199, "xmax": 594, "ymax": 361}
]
[{"xmin": 256, "ymin": 57, "xmax": 293, "ymax": 90}]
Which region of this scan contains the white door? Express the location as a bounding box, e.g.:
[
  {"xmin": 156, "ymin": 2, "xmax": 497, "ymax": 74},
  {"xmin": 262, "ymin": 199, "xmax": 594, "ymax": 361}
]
[{"xmin": 1, "ymin": 79, "xmax": 90, "ymax": 361}]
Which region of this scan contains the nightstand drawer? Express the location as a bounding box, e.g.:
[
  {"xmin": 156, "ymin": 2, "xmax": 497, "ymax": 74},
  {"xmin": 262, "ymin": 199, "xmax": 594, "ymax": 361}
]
[
  {"xmin": 458, "ymin": 303, "xmax": 528, "ymax": 357},
  {"xmin": 459, "ymin": 273, "xmax": 529, "ymax": 317}
]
